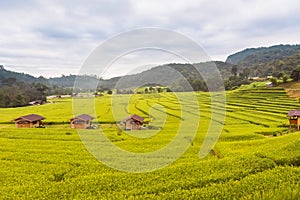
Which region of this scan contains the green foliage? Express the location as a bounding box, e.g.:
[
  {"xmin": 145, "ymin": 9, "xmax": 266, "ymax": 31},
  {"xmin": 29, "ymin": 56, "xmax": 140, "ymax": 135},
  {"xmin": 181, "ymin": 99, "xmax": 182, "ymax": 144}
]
[
  {"xmin": 269, "ymin": 77, "xmax": 278, "ymax": 86},
  {"xmin": 0, "ymin": 78, "xmax": 49, "ymax": 107},
  {"xmin": 0, "ymin": 66, "xmax": 43, "ymax": 84},
  {"xmin": 226, "ymin": 44, "xmax": 300, "ymax": 65},
  {"xmin": 224, "ymin": 75, "xmax": 251, "ymax": 90},
  {"xmin": 109, "ymin": 61, "xmax": 233, "ymax": 92},
  {"xmin": 231, "ymin": 65, "xmax": 238, "ymax": 76},
  {"xmin": 226, "ymin": 45, "xmax": 300, "ymax": 79},
  {"xmin": 282, "ymin": 74, "xmax": 289, "ymax": 83},
  {"xmin": 291, "ymin": 66, "xmax": 300, "ymax": 82}
]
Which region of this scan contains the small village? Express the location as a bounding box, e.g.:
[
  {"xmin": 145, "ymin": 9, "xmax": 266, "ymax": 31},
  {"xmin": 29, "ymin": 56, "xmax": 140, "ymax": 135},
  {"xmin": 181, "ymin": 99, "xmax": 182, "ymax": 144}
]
[
  {"xmin": 12, "ymin": 113, "xmax": 145, "ymax": 130},
  {"xmin": 10, "ymin": 108, "xmax": 300, "ymax": 132}
]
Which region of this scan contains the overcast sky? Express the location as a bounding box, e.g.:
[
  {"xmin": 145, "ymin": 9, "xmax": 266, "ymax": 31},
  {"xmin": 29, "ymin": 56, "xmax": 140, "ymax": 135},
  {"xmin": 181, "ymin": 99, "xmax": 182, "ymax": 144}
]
[{"xmin": 0, "ymin": 0, "xmax": 299, "ymax": 78}]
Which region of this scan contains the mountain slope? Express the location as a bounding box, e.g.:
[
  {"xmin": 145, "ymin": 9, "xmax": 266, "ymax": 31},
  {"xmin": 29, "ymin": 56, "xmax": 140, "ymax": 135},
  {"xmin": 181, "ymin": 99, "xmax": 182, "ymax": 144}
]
[
  {"xmin": 0, "ymin": 65, "xmax": 102, "ymax": 89},
  {"xmin": 1, "ymin": 43, "xmax": 300, "ymax": 92},
  {"xmin": 0, "ymin": 65, "xmax": 45, "ymax": 84},
  {"xmin": 226, "ymin": 44, "xmax": 300, "ymax": 66},
  {"xmin": 111, "ymin": 61, "xmax": 233, "ymax": 91}
]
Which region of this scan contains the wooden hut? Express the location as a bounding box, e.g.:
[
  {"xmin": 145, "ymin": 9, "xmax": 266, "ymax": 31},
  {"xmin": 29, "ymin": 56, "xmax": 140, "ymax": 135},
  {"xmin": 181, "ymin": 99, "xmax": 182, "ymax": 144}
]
[
  {"xmin": 70, "ymin": 114, "xmax": 94, "ymax": 129},
  {"xmin": 13, "ymin": 114, "xmax": 45, "ymax": 128},
  {"xmin": 123, "ymin": 114, "xmax": 144, "ymax": 130},
  {"xmin": 287, "ymin": 110, "xmax": 300, "ymax": 129}
]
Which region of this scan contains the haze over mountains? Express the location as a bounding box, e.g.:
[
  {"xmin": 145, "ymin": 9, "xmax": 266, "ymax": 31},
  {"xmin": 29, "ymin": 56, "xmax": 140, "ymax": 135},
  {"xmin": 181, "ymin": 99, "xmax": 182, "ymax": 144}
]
[{"xmin": 1, "ymin": 44, "xmax": 300, "ymax": 91}]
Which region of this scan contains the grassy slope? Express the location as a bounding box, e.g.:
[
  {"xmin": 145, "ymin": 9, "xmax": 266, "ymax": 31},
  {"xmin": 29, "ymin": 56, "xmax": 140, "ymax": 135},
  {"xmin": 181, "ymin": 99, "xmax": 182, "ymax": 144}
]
[
  {"xmin": 280, "ymin": 81, "xmax": 300, "ymax": 98},
  {"xmin": 0, "ymin": 89, "xmax": 300, "ymax": 199}
]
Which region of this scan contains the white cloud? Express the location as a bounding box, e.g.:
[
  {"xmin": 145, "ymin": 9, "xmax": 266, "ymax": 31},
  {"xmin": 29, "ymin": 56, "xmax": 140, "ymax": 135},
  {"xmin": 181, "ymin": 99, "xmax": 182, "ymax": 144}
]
[{"xmin": 0, "ymin": 0, "xmax": 299, "ymax": 78}]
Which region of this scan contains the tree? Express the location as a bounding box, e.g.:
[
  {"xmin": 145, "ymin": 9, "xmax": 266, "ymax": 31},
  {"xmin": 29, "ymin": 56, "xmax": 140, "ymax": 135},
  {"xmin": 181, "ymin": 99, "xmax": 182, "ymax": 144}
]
[
  {"xmin": 282, "ymin": 74, "xmax": 289, "ymax": 83},
  {"xmin": 15, "ymin": 94, "xmax": 26, "ymax": 107},
  {"xmin": 191, "ymin": 79, "xmax": 207, "ymax": 91},
  {"xmin": 107, "ymin": 90, "xmax": 113, "ymax": 95},
  {"xmin": 269, "ymin": 77, "xmax": 278, "ymax": 86},
  {"xmin": 33, "ymin": 83, "xmax": 48, "ymax": 95},
  {"xmin": 291, "ymin": 66, "xmax": 300, "ymax": 82},
  {"xmin": 166, "ymin": 88, "xmax": 172, "ymax": 92},
  {"xmin": 242, "ymin": 68, "xmax": 250, "ymax": 79},
  {"xmin": 149, "ymin": 87, "xmax": 155, "ymax": 93},
  {"xmin": 231, "ymin": 65, "xmax": 238, "ymax": 76},
  {"xmin": 2, "ymin": 77, "xmax": 17, "ymax": 86}
]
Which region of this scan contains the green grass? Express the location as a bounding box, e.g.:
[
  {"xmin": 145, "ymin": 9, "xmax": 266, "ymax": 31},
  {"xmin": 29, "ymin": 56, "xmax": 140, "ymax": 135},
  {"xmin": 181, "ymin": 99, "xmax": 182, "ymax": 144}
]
[{"xmin": 0, "ymin": 88, "xmax": 300, "ymax": 199}]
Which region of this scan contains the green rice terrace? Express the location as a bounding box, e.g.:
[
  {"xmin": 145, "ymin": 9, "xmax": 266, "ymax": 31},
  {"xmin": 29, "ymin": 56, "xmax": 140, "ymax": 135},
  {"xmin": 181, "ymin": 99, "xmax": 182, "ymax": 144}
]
[{"xmin": 0, "ymin": 87, "xmax": 300, "ymax": 199}]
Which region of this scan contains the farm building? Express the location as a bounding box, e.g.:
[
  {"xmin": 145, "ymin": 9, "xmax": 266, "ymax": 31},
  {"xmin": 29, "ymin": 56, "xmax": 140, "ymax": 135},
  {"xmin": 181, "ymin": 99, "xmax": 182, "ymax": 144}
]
[
  {"xmin": 70, "ymin": 114, "xmax": 94, "ymax": 129},
  {"xmin": 28, "ymin": 100, "xmax": 44, "ymax": 106},
  {"xmin": 265, "ymin": 82, "xmax": 273, "ymax": 87},
  {"xmin": 122, "ymin": 114, "xmax": 144, "ymax": 130},
  {"xmin": 287, "ymin": 110, "xmax": 300, "ymax": 129},
  {"xmin": 13, "ymin": 114, "xmax": 45, "ymax": 128}
]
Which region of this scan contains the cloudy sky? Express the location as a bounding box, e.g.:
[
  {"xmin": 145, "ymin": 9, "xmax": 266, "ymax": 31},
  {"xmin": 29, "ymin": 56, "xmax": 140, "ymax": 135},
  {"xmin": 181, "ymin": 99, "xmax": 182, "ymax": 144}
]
[{"xmin": 0, "ymin": 0, "xmax": 299, "ymax": 78}]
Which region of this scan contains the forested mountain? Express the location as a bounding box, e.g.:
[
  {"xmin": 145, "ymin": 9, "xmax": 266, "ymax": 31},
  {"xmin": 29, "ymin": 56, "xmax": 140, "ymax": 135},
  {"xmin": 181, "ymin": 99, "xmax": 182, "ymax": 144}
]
[
  {"xmin": 0, "ymin": 43, "xmax": 300, "ymax": 103},
  {"xmin": 0, "ymin": 65, "xmax": 46, "ymax": 84},
  {"xmin": 225, "ymin": 44, "xmax": 300, "ymax": 79},
  {"xmin": 246, "ymin": 53, "xmax": 300, "ymax": 78},
  {"xmin": 226, "ymin": 44, "xmax": 300, "ymax": 66},
  {"xmin": 112, "ymin": 61, "xmax": 234, "ymax": 92},
  {"xmin": 0, "ymin": 66, "xmax": 102, "ymax": 89},
  {"xmin": 0, "ymin": 62, "xmax": 234, "ymax": 92}
]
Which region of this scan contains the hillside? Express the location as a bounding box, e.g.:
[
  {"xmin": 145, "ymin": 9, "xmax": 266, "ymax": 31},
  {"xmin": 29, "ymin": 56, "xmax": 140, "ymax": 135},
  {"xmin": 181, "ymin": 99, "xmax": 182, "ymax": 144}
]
[
  {"xmin": 244, "ymin": 53, "xmax": 300, "ymax": 77},
  {"xmin": 111, "ymin": 61, "xmax": 233, "ymax": 92},
  {"xmin": 0, "ymin": 65, "xmax": 46, "ymax": 84},
  {"xmin": 0, "ymin": 62, "xmax": 234, "ymax": 92},
  {"xmin": 279, "ymin": 81, "xmax": 300, "ymax": 98},
  {"xmin": 226, "ymin": 44, "xmax": 300, "ymax": 65},
  {"xmin": 0, "ymin": 66, "xmax": 102, "ymax": 89},
  {"xmin": 1, "ymin": 43, "xmax": 300, "ymax": 93},
  {"xmin": 225, "ymin": 44, "xmax": 300, "ymax": 79}
]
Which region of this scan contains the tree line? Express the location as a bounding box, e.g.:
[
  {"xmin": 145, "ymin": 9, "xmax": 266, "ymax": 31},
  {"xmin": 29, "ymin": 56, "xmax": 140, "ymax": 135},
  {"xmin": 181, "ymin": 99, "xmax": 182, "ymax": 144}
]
[{"xmin": 0, "ymin": 78, "xmax": 72, "ymax": 108}]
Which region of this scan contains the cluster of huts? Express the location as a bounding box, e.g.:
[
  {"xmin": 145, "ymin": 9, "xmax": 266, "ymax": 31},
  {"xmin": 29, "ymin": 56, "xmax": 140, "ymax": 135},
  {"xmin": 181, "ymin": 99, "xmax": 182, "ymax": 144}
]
[
  {"xmin": 12, "ymin": 110, "xmax": 300, "ymax": 130},
  {"xmin": 13, "ymin": 113, "xmax": 144, "ymax": 130}
]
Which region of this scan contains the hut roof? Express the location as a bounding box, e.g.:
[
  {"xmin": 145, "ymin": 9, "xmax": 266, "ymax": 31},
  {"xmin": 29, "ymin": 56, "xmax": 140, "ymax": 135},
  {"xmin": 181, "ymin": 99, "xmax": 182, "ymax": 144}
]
[
  {"xmin": 287, "ymin": 110, "xmax": 300, "ymax": 117},
  {"xmin": 124, "ymin": 114, "xmax": 144, "ymax": 122},
  {"xmin": 14, "ymin": 114, "xmax": 46, "ymax": 122},
  {"xmin": 71, "ymin": 114, "xmax": 94, "ymax": 121}
]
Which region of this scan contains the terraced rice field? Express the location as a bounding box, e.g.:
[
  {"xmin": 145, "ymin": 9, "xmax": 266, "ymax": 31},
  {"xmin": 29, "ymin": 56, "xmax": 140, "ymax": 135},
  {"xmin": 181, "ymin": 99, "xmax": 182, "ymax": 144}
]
[{"xmin": 0, "ymin": 87, "xmax": 299, "ymax": 199}]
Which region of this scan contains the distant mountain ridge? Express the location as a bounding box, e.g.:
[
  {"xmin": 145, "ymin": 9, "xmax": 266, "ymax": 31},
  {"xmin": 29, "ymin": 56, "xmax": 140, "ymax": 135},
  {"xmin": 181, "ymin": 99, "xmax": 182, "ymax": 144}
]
[
  {"xmin": 0, "ymin": 66, "xmax": 100, "ymax": 88},
  {"xmin": 113, "ymin": 61, "xmax": 233, "ymax": 91},
  {"xmin": 226, "ymin": 44, "xmax": 300, "ymax": 66},
  {"xmin": 0, "ymin": 61, "xmax": 234, "ymax": 91},
  {"xmin": 0, "ymin": 65, "xmax": 43, "ymax": 83},
  {"xmin": 1, "ymin": 43, "xmax": 300, "ymax": 91}
]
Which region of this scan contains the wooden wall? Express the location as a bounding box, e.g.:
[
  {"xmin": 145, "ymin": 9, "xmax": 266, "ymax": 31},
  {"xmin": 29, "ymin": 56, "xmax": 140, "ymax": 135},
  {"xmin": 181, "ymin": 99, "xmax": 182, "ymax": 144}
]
[{"xmin": 70, "ymin": 119, "xmax": 90, "ymax": 129}]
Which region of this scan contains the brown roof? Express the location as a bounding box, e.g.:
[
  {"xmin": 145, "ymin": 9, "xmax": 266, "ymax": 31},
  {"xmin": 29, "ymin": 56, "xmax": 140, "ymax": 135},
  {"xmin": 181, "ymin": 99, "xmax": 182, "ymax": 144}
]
[
  {"xmin": 14, "ymin": 114, "xmax": 46, "ymax": 122},
  {"xmin": 287, "ymin": 110, "xmax": 300, "ymax": 117},
  {"xmin": 71, "ymin": 114, "xmax": 94, "ymax": 121},
  {"xmin": 124, "ymin": 114, "xmax": 144, "ymax": 122}
]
